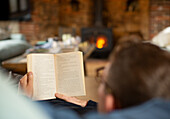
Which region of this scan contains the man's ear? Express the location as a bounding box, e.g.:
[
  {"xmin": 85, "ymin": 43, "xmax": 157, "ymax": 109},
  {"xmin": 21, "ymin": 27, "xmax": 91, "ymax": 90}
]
[{"xmin": 105, "ymin": 94, "xmax": 116, "ymax": 112}]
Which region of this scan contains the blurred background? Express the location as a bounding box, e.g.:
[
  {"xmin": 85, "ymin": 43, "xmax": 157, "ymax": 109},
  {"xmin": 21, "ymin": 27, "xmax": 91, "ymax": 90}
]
[
  {"xmin": 0, "ymin": 0, "xmax": 169, "ymax": 80},
  {"xmin": 0, "ymin": 0, "xmax": 169, "ymax": 42}
]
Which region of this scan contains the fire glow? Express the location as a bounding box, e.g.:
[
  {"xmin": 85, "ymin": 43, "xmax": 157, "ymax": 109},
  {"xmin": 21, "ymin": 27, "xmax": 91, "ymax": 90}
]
[{"xmin": 96, "ymin": 36, "xmax": 107, "ymax": 49}]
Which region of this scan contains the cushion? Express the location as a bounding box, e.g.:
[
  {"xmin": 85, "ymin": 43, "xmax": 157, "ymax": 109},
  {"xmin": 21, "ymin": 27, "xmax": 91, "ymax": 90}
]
[{"xmin": 0, "ymin": 34, "xmax": 31, "ymax": 62}]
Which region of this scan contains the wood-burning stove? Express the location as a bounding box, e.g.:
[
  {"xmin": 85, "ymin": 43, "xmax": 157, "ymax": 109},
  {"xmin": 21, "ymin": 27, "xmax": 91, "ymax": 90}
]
[{"xmin": 81, "ymin": 0, "xmax": 113, "ymax": 58}]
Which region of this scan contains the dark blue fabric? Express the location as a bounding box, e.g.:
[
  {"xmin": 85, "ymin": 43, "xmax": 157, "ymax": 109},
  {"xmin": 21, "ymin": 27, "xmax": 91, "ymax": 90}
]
[
  {"xmin": 38, "ymin": 98, "xmax": 170, "ymax": 119},
  {"xmin": 37, "ymin": 98, "xmax": 97, "ymax": 115},
  {"xmin": 83, "ymin": 98, "xmax": 170, "ymax": 119}
]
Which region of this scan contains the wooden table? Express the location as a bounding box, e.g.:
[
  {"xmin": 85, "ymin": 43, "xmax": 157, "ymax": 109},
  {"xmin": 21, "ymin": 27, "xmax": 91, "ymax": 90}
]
[
  {"xmin": 1, "ymin": 54, "xmax": 27, "ymax": 75},
  {"xmin": 1, "ymin": 45, "xmax": 95, "ymax": 75}
]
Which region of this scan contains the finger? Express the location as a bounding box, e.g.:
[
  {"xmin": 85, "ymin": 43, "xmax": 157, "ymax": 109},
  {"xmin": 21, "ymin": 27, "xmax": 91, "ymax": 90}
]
[
  {"xmin": 55, "ymin": 93, "xmax": 74, "ymax": 103},
  {"xmin": 55, "ymin": 93, "xmax": 87, "ymax": 107},
  {"xmin": 27, "ymin": 72, "xmax": 33, "ymax": 87},
  {"xmin": 20, "ymin": 74, "xmax": 28, "ymax": 88},
  {"xmin": 55, "ymin": 93, "xmax": 64, "ymax": 99},
  {"xmin": 55, "ymin": 93, "xmax": 70, "ymax": 101}
]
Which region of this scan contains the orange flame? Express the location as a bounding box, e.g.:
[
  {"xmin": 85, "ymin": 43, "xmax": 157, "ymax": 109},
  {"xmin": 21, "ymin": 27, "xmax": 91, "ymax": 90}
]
[{"xmin": 96, "ymin": 37, "xmax": 107, "ymax": 49}]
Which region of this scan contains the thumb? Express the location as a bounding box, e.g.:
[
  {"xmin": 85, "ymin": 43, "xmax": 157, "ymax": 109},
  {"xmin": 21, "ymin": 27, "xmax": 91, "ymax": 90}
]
[
  {"xmin": 55, "ymin": 93, "xmax": 64, "ymax": 99},
  {"xmin": 27, "ymin": 72, "xmax": 33, "ymax": 86}
]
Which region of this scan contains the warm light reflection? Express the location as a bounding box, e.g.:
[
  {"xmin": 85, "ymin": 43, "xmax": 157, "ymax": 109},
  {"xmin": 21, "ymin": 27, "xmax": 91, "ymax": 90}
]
[{"xmin": 96, "ymin": 37, "xmax": 107, "ymax": 49}]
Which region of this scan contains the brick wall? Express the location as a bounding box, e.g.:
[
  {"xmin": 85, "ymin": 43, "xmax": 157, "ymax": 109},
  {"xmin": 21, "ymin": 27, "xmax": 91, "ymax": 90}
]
[
  {"xmin": 20, "ymin": 0, "xmax": 60, "ymax": 44},
  {"xmin": 149, "ymin": 0, "xmax": 170, "ymax": 39},
  {"xmin": 103, "ymin": 0, "xmax": 149, "ymax": 41},
  {"xmin": 20, "ymin": 0, "xmax": 94, "ymax": 44},
  {"xmin": 20, "ymin": 22, "xmax": 38, "ymax": 44},
  {"xmin": 19, "ymin": 0, "xmax": 169, "ymax": 44},
  {"xmin": 59, "ymin": 0, "xmax": 93, "ymax": 34}
]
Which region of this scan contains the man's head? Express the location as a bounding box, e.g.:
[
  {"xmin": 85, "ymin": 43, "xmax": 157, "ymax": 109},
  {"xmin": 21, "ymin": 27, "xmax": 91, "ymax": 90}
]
[{"xmin": 98, "ymin": 41, "xmax": 170, "ymax": 113}]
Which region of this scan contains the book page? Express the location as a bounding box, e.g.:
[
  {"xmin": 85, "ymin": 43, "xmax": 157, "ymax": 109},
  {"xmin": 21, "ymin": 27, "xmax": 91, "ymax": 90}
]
[
  {"xmin": 27, "ymin": 54, "xmax": 56, "ymax": 100},
  {"xmin": 55, "ymin": 52, "xmax": 86, "ymax": 96}
]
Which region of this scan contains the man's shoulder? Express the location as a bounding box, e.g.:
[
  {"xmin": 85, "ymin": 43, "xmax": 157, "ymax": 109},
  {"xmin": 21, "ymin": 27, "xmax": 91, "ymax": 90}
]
[{"xmin": 84, "ymin": 99, "xmax": 170, "ymax": 119}]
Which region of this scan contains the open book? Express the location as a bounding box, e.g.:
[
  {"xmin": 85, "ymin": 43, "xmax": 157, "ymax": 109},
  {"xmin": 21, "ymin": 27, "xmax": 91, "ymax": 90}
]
[{"xmin": 27, "ymin": 51, "xmax": 86, "ymax": 100}]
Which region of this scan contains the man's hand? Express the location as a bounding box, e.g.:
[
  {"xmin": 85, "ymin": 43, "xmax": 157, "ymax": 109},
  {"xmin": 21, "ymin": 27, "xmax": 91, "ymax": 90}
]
[
  {"xmin": 55, "ymin": 93, "xmax": 88, "ymax": 107},
  {"xmin": 19, "ymin": 72, "xmax": 33, "ymax": 98}
]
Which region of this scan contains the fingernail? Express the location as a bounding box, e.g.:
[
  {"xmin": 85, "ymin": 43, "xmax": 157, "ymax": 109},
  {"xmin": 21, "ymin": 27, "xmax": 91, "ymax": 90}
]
[
  {"xmin": 55, "ymin": 93, "xmax": 59, "ymax": 97},
  {"xmin": 29, "ymin": 72, "xmax": 33, "ymax": 76},
  {"xmin": 29, "ymin": 72, "xmax": 33, "ymax": 74}
]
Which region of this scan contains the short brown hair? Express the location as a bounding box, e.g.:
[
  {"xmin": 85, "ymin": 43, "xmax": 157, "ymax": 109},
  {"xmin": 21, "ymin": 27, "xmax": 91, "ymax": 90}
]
[{"xmin": 107, "ymin": 41, "xmax": 170, "ymax": 108}]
